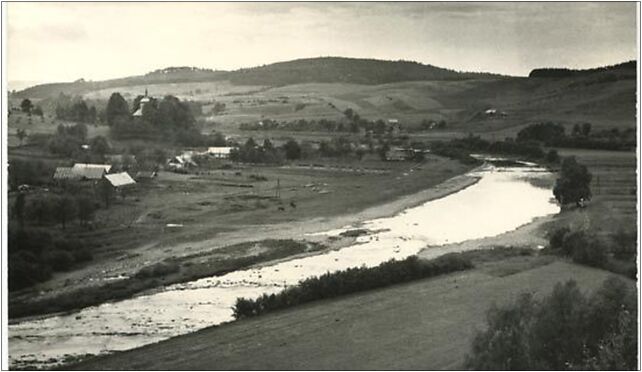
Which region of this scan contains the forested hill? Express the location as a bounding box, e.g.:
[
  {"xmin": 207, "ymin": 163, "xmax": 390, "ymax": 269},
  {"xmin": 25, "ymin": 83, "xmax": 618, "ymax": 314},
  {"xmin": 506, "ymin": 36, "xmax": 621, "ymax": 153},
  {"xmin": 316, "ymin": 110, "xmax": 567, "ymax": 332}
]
[
  {"xmin": 224, "ymin": 57, "xmax": 504, "ymax": 85},
  {"xmin": 528, "ymin": 60, "xmax": 636, "ymax": 78},
  {"xmin": 14, "ymin": 57, "xmax": 504, "ymax": 99}
]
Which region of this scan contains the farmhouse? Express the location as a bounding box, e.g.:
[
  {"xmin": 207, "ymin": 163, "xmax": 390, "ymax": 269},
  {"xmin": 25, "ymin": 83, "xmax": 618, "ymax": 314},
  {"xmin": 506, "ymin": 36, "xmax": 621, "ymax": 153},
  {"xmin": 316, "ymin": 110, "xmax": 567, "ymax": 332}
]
[
  {"xmin": 54, "ymin": 163, "xmax": 111, "ymax": 182},
  {"xmin": 207, "ymin": 147, "xmax": 234, "ymax": 159}
]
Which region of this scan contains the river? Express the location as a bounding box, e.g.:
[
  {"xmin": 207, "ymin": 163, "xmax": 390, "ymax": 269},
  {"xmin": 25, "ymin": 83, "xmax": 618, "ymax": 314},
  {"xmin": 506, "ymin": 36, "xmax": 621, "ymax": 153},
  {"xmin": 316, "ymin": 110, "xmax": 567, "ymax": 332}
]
[{"xmin": 8, "ymin": 162, "xmax": 559, "ymax": 369}]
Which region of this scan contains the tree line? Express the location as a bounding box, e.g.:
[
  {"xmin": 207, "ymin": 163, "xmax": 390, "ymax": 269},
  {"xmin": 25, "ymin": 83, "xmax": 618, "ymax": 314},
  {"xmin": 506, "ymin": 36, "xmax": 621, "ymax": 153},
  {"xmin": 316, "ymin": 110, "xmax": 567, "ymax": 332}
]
[{"xmin": 233, "ymin": 254, "xmax": 473, "ymax": 319}]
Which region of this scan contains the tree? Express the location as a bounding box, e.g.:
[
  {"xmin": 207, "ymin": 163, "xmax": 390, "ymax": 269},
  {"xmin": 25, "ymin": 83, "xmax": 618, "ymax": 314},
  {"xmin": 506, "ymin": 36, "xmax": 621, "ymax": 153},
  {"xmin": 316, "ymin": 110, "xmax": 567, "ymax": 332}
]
[
  {"xmin": 553, "ymin": 156, "xmax": 592, "ymax": 206},
  {"xmin": 32, "ymin": 106, "xmax": 44, "ymax": 119},
  {"xmin": 16, "ymin": 129, "xmax": 27, "ymax": 146},
  {"xmin": 581, "ymin": 122, "xmax": 592, "ymax": 137},
  {"xmin": 57, "ymin": 195, "xmax": 77, "ymax": 230},
  {"xmin": 76, "ymin": 196, "xmax": 97, "ymax": 226},
  {"xmin": 105, "ymin": 92, "xmax": 130, "ymax": 126},
  {"xmin": 90, "ymin": 136, "xmax": 110, "ymax": 157},
  {"xmin": 283, "ymin": 139, "xmax": 302, "ymax": 160},
  {"xmin": 343, "ymin": 108, "xmax": 354, "ymax": 120},
  {"xmin": 20, "ymin": 99, "xmax": 33, "ymax": 114},
  {"xmin": 465, "ymin": 278, "xmax": 637, "ymax": 370},
  {"xmin": 99, "ymin": 179, "xmax": 114, "ymax": 208}
]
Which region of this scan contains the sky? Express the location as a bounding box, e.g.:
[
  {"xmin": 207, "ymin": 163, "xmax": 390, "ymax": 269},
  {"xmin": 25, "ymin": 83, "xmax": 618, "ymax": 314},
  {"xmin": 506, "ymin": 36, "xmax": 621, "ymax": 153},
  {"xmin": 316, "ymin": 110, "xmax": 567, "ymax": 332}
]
[{"xmin": 5, "ymin": 2, "xmax": 639, "ymax": 88}]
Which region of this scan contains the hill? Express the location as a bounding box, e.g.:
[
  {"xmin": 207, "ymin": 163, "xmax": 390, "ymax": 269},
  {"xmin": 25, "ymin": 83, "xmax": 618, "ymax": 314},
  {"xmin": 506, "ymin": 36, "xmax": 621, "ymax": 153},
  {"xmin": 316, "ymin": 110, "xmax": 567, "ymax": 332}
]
[
  {"xmin": 14, "ymin": 57, "xmax": 504, "ymax": 99},
  {"xmin": 225, "ymin": 57, "xmax": 504, "ymax": 86},
  {"xmin": 528, "ymin": 60, "xmax": 636, "ymax": 78},
  {"xmin": 14, "ymin": 67, "xmax": 227, "ymax": 99}
]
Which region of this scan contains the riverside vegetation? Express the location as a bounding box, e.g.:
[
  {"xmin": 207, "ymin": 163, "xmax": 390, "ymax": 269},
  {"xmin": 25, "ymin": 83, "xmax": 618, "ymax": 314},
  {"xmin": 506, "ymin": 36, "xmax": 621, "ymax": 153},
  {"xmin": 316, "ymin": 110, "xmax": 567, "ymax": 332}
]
[{"xmin": 233, "ymin": 253, "xmax": 474, "ymax": 319}]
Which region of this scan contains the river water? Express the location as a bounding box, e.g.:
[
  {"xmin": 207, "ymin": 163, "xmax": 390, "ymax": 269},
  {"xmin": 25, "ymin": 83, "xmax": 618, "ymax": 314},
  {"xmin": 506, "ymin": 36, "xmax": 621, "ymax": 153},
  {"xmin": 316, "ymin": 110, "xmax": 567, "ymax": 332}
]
[{"xmin": 8, "ymin": 163, "xmax": 559, "ymax": 369}]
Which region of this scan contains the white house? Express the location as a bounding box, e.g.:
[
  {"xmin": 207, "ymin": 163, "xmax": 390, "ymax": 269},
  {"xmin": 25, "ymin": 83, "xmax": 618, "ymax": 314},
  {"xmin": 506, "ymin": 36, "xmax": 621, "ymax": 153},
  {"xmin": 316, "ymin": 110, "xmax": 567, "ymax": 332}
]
[{"xmin": 207, "ymin": 147, "xmax": 234, "ymax": 159}]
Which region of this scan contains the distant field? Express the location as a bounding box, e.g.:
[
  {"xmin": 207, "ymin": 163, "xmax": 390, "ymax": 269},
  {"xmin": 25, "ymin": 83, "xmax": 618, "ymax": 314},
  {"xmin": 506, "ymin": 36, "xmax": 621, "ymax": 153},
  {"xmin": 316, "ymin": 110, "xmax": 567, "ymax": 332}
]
[
  {"xmin": 73, "ymin": 258, "xmax": 627, "ymax": 370},
  {"xmin": 6, "ymin": 112, "xmax": 109, "ymax": 147},
  {"xmin": 82, "ymin": 80, "xmax": 266, "ymax": 102}
]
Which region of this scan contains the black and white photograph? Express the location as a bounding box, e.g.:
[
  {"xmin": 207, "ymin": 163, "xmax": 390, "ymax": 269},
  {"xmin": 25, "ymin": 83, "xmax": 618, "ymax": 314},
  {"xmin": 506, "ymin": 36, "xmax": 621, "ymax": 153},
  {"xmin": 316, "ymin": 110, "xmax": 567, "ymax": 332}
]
[{"xmin": 2, "ymin": 1, "xmax": 640, "ymax": 370}]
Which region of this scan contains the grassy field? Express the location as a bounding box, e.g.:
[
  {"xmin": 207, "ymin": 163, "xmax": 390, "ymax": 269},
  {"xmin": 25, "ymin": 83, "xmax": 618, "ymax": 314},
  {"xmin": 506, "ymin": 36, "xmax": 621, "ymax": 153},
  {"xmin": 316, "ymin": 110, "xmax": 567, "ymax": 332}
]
[
  {"xmin": 71, "ymin": 254, "xmax": 630, "ymax": 370},
  {"xmin": 553, "ymin": 149, "xmax": 637, "ymax": 238}
]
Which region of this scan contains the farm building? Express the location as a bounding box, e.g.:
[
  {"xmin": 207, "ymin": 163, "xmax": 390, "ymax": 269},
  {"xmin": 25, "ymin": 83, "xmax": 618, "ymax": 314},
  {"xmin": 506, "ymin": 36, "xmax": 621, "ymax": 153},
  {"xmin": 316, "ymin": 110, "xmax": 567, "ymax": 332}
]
[
  {"xmin": 54, "ymin": 164, "xmax": 110, "ymax": 181},
  {"xmin": 104, "ymin": 172, "xmax": 136, "ymax": 188},
  {"xmin": 207, "ymin": 147, "xmax": 234, "ymax": 159}
]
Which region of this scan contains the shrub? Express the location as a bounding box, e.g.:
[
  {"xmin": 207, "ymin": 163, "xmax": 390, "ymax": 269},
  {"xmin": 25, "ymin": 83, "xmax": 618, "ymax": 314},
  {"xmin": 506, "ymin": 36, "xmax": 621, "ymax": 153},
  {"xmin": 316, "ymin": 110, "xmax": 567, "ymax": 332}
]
[
  {"xmin": 233, "ymin": 254, "xmax": 473, "ymax": 319},
  {"xmin": 465, "ymin": 277, "xmax": 637, "ymax": 370}
]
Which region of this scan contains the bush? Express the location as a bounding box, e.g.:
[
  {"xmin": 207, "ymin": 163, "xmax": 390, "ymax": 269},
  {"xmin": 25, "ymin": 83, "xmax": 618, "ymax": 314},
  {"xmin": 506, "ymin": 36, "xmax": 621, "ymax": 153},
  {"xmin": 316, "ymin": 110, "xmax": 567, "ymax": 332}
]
[
  {"xmin": 548, "ymin": 229, "xmax": 608, "ymax": 268},
  {"xmin": 465, "ymin": 277, "xmax": 637, "ymax": 370},
  {"xmin": 233, "ymin": 254, "xmax": 473, "ymax": 319}
]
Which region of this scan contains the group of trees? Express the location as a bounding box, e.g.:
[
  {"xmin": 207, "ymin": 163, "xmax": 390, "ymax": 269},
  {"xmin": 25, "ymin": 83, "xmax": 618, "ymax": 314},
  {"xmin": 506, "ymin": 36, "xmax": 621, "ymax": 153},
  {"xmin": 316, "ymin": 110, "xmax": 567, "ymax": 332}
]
[
  {"xmin": 239, "ymin": 114, "xmax": 400, "ymax": 136},
  {"xmin": 9, "ymin": 227, "xmax": 92, "ymax": 291},
  {"xmin": 15, "ymin": 98, "xmax": 43, "ymax": 119},
  {"xmin": 517, "ymin": 122, "xmax": 635, "ymax": 151},
  {"xmin": 230, "ymin": 138, "xmax": 285, "ymax": 164},
  {"xmin": 465, "ymin": 277, "xmax": 637, "ymax": 370},
  {"xmin": 106, "ymin": 92, "xmax": 207, "ymax": 145},
  {"xmin": 55, "ymin": 95, "xmax": 98, "ymax": 124},
  {"xmin": 234, "ymin": 254, "xmax": 473, "ymax": 319},
  {"xmin": 14, "ymin": 192, "xmax": 100, "ymax": 230}
]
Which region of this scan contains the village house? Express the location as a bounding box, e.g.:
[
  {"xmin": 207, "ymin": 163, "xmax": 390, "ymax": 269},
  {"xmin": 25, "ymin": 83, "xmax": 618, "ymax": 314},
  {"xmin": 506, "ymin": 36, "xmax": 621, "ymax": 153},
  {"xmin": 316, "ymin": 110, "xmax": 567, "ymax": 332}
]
[
  {"xmin": 104, "ymin": 172, "xmax": 137, "ymax": 197},
  {"xmin": 207, "ymin": 146, "xmax": 234, "ymax": 159},
  {"xmin": 54, "ymin": 163, "xmax": 111, "ymax": 182}
]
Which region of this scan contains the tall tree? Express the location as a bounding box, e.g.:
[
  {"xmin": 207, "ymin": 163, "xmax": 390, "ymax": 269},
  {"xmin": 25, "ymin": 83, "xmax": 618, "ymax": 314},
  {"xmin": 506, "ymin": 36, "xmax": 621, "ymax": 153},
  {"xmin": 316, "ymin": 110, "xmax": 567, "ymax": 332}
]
[
  {"xmin": 553, "ymin": 156, "xmax": 592, "ymax": 206},
  {"xmin": 105, "ymin": 93, "xmax": 130, "ymax": 126}
]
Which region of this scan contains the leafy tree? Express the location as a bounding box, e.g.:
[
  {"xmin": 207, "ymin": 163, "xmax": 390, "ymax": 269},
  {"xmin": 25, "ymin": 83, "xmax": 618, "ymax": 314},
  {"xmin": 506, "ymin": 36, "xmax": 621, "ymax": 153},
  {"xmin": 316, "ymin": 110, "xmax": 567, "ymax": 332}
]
[
  {"xmin": 343, "ymin": 108, "xmax": 354, "ymax": 120},
  {"xmin": 56, "ymin": 195, "xmax": 77, "ymax": 230},
  {"xmin": 99, "ymin": 179, "xmax": 114, "ymax": 208},
  {"xmin": 283, "ymin": 139, "xmax": 302, "ymax": 160},
  {"xmin": 465, "ymin": 278, "xmax": 637, "ymax": 370},
  {"xmin": 20, "ymin": 98, "xmax": 33, "ymax": 114},
  {"xmin": 76, "ymin": 195, "xmax": 97, "ymax": 226},
  {"xmin": 553, "ymin": 157, "xmax": 592, "ymax": 206},
  {"xmin": 581, "ymin": 122, "xmax": 592, "ymax": 136},
  {"xmin": 90, "ymin": 136, "xmax": 110, "ymax": 157},
  {"xmin": 32, "ymin": 106, "xmax": 44, "ymax": 118},
  {"xmin": 106, "ymin": 92, "xmax": 130, "ymax": 126}
]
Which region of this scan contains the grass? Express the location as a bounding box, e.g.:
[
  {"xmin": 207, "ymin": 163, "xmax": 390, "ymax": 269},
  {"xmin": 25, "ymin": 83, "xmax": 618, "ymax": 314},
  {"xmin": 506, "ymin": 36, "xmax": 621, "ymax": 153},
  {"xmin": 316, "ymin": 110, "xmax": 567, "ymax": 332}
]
[
  {"xmin": 551, "ymin": 149, "xmax": 636, "ymax": 238},
  {"xmin": 69, "ymin": 253, "xmax": 629, "ymax": 370}
]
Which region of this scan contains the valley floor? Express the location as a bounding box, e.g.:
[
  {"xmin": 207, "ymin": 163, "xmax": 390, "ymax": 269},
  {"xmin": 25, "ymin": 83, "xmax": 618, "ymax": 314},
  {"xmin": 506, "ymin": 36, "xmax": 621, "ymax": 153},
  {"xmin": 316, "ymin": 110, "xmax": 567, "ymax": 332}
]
[{"xmin": 72, "ymin": 255, "xmax": 627, "ymax": 370}]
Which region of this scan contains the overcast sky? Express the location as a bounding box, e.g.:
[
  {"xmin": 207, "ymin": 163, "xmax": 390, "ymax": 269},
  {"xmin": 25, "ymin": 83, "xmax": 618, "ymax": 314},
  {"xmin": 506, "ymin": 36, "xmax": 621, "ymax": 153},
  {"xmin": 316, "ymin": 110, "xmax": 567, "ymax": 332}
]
[{"xmin": 6, "ymin": 2, "xmax": 638, "ymax": 87}]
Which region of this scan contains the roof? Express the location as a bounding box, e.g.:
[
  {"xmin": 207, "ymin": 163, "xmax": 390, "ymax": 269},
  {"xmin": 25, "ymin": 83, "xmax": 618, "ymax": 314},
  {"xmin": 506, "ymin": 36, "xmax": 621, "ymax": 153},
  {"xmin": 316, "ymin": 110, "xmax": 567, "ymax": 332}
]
[
  {"xmin": 105, "ymin": 172, "xmax": 136, "ymax": 187},
  {"xmin": 53, "ymin": 167, "xmax": 80, "ymax": 180},
  {"xmin": 135, "ymin": 170, "xmax": 157, "ymax": 179},
  {"xmin": 208, "ymin": 147, "xmax": 234, "ymax": 155},
  {"xmin": 73, "ymin": 163, "xmax": 112, "ymax": 172},
  {"xmin": 133, "ymin": 108, "xmax": 143, "ymax": 117}
]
